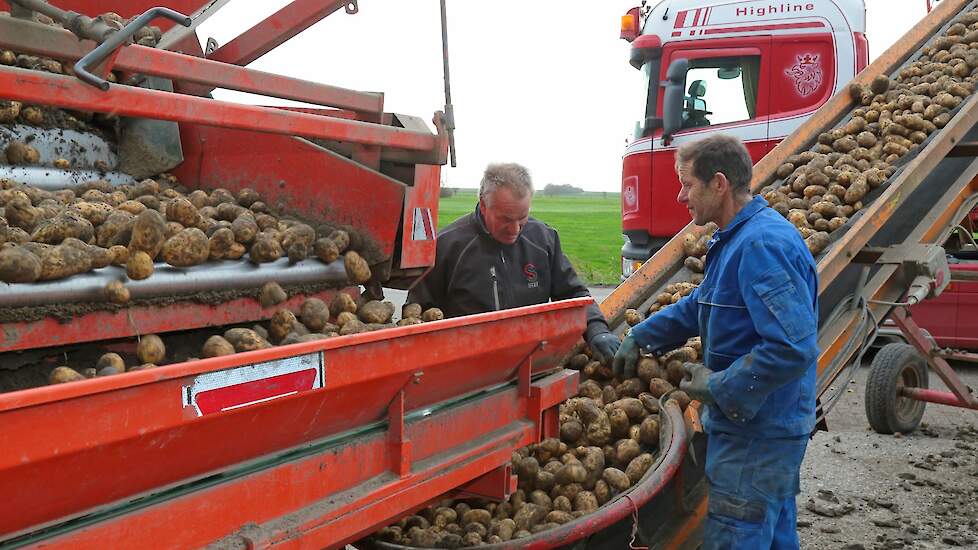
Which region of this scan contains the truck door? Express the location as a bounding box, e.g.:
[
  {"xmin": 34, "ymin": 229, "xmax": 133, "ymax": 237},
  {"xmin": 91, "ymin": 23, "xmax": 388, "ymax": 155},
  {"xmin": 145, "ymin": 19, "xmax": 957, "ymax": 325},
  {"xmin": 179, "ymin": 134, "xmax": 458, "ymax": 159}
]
[{"xmin": 652, "ymin": 41, "xmax": 772, "ymax": 235}]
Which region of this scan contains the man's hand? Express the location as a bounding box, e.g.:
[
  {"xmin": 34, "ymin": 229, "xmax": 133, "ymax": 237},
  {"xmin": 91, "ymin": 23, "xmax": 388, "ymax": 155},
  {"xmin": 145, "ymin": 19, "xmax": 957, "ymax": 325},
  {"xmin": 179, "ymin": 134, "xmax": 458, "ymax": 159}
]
[
  {"xmin": 680, "ymin": 362, "xmax": 715, "ymax": 404},
  {"xmin": 612, "ymin": 334, "xmax": 640, "ymax": 379},
  {"xmin": 588, "ymin": 332, "xmax": 620, "ymax": 363}
]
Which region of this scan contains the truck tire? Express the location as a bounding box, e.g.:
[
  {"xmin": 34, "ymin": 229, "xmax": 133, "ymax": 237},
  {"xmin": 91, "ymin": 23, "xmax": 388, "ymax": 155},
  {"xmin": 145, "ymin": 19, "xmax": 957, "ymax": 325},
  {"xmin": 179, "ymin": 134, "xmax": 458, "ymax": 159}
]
[{"xmin": 864, "ymin": 343, "xmax": 928, "ymax": 434}]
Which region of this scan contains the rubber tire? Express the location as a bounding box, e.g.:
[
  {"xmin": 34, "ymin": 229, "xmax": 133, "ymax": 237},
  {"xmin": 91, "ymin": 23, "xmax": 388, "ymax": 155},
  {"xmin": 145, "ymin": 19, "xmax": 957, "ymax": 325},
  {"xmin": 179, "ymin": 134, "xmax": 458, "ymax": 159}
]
[{"xmin": 865, "ymin": 343, "xmax": 929, "ymax": 434}]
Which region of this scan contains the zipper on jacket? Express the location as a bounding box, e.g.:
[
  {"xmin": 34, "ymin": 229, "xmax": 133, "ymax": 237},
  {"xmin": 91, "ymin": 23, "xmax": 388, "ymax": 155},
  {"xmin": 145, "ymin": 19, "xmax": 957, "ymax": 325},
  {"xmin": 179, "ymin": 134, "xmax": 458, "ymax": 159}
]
[{"xmin": 490, "ymin": 266, "xmax": 501, "ymax": 310}]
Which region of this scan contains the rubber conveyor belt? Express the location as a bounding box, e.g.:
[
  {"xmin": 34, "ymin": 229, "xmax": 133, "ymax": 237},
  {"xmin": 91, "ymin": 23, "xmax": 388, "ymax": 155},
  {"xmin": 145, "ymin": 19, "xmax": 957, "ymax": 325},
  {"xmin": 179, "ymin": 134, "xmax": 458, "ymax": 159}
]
[{"xmin": 0, "ymin": 256, "xmax": 349, "ymax": 308}]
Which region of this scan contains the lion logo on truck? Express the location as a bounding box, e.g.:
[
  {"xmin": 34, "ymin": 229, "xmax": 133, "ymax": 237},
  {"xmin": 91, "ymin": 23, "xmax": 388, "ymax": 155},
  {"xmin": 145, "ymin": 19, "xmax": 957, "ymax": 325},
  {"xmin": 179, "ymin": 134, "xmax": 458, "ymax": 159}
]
[{"xmin": 785, "ymin": 53, "xmax": 823, "ymax": 97}]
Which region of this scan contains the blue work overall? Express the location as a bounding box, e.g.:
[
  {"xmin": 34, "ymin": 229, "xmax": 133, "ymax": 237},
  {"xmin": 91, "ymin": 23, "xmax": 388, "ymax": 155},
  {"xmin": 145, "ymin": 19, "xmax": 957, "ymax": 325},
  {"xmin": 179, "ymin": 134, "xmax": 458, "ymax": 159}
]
[{"xmin": 630, "ymin": 196, "xmax": 819, "ymax": 549}]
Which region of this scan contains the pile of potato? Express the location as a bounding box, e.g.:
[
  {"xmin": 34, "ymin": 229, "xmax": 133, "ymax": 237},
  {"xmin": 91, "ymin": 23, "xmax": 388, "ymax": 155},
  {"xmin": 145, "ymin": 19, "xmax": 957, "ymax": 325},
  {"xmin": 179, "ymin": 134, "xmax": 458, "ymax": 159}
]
[
  {"xmin": 0, "ymin": 176, "xmax": 373, "ymax": 287},
  {"xmin": 44, "ymin": 290, "xmax": 445, "ymax": 383},
  {"xmin": 762, "ymin": 8, "xmax": 978, "ymax": 256}
]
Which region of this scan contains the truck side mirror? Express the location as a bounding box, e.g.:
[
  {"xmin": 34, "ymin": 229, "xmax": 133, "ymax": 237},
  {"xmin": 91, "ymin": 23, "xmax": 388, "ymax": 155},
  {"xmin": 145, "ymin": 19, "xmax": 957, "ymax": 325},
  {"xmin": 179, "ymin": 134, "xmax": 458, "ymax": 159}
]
[{"xmin": 662, "ymin": 58, "xmax": 689, "ymax": 144}]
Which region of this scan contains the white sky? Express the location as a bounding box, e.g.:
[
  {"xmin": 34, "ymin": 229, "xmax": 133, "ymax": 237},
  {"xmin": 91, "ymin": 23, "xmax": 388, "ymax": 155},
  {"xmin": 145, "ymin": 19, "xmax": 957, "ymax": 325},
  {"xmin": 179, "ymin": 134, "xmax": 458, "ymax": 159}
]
[{"xmin": 197, "ymin": 1, "xmax": 929, "ymax": 192}]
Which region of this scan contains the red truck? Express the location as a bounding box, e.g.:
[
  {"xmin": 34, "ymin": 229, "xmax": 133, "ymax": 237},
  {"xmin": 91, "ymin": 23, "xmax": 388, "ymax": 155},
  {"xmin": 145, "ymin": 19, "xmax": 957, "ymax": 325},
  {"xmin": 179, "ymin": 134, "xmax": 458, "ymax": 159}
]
[{"xmin": 618, "ymin": 0, "xmax": 869, "ymax": 277}]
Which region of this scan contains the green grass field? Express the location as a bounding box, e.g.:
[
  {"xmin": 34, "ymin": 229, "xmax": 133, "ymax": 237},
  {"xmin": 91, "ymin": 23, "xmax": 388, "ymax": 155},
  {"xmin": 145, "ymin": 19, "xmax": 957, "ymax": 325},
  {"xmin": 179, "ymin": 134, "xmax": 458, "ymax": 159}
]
[{"xmin": 437, "ymin": 189, "xmax": 622, "ymax": 285}]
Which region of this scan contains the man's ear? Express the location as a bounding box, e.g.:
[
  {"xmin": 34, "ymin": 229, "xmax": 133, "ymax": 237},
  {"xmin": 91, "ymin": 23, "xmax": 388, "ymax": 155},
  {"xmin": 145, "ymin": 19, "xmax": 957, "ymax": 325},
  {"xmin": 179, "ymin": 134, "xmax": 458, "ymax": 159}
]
[{"xmin": 712, "ymin": 171, "xmax": 730, "ymax": 193}]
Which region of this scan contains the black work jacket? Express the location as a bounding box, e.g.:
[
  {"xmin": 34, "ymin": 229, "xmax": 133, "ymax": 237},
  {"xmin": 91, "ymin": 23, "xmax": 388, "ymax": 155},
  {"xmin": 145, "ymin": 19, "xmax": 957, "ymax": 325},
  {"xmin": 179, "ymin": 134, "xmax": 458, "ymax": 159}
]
[{"xmin": 407, "ymin": 205, "xmax": 609, "ymax": 342}]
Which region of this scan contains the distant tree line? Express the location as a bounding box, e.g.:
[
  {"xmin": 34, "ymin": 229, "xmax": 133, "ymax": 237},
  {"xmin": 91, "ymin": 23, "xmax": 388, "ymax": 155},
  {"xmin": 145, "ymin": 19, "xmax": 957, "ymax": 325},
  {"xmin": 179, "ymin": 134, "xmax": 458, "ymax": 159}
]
[{"xmin": 541, "ymin": 183, "xmax": 584, "ymax": 196}]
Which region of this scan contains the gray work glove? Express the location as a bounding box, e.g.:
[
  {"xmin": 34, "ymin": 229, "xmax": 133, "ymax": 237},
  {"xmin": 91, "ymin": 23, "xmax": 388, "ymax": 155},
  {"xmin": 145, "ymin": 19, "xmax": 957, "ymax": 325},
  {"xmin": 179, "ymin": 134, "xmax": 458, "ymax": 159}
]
[
  {"xmin": 611, "ymin": 334, "xmax": 640, "ymax": 380},
  {"xmin": 680, "ymin": 362, "xmax": 715, "ymax": 404},
  {"xmin": 588, "ymin": 332, "xmax": 621, "ymax": 364}
]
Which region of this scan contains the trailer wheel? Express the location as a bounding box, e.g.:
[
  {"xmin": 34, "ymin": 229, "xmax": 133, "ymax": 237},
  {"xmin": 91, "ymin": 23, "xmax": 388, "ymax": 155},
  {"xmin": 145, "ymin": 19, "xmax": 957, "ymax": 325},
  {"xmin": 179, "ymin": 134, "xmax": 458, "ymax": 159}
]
[{"xmin": 864, "ymin": 343, "xmax": 928, "ymax": 434}]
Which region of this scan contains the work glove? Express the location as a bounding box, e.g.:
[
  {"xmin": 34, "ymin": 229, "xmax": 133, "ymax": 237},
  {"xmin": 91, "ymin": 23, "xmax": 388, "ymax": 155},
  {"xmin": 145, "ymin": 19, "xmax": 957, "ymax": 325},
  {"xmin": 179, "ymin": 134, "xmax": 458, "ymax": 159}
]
[
  {"xmin": 588, "ymin": 332, "xmax": 621, "ymax": 364},
  {"xmin": 680, "ymin": 362, "xmax": 715, "ymax": 405},
  {"xmin": 611, "ymin": 334, "xmax": 640, "ymax": 380}
]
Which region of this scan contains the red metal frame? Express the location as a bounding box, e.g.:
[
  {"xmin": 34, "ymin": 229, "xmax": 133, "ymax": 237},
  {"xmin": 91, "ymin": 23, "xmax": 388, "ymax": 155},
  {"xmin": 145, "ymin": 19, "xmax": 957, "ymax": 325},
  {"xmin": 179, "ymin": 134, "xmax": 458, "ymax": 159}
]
[
  {"xmin": 0, "ymin": 288, "xmax": 354, "ymax": 353},
  {"xmin": 206, "ymin": 0, "xmax": 351, "ymax": 68},
  {"xmin": 0, "ymin": 299, "xmax": 589, "ymax": 547},
  {"xmin": 890, "ymin": 307, "xmax": 978, "ymax": 410}
]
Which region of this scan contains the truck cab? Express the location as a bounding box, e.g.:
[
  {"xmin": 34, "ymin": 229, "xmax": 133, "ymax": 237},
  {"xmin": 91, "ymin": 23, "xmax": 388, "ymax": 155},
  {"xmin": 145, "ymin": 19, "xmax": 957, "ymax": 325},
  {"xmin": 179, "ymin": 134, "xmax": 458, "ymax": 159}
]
[{"xmin": 620, "ymin": 0, "xmax": 869, "ymax": 277}]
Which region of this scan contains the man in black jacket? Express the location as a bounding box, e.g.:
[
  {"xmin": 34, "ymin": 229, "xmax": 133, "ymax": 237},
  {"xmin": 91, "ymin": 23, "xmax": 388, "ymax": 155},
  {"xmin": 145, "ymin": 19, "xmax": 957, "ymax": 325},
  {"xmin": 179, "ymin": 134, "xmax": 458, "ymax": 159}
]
[{"xmin": 407, "ymin": 163, "xmax": 620, "ymax": 361}]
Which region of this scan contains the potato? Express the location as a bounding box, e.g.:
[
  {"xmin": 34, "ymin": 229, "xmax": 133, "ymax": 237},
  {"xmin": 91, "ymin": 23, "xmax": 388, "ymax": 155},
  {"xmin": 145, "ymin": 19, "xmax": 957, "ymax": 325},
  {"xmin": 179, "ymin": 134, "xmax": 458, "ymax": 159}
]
[
  {"xmin": 259, "ymin": 281, "xmax": 287, "ymax": 307},
  {"xmin": 4, "ymin": 197, "xmax": 40, "ymax": 231},
  {"xmin": 269, "ymin": 309, "xmax": 297, "ymax": 343},
  {"xmin": 608, "ymin": 407, "xmax": 630, "ymax": 439},
  {"xmin": 684, "ymin": 256, "xmax": 705, "ymax": 273},
  {"xmin": 358, "ymin": 300, "xmax": 395, "ymax": 324},
  {"xmin": 249, "ymin": 232, "xmax": 283, "ymax": 263},
  {"xmin": 5, "ymin": 141, "xmax": 40, "ymax": 165},
  {"xmin": 648, "ymin": 377, "xmax": 674, "ymax": 398},
  {"xmin": 422, "ymin": 308, "xmax": 444, "ymax": 322},
  {"xmin": 126, "ymin": 250, "xmax": 154, "ymax": 280},
  {"xmin": 343, "ymin": 250, "xmax": 371, "ymax": 284},
  {"xmin": 96, "ymin": 353, "xmax": 125, "ymax": 372},
  {"xmin": 513, "ymin": 503, "xmax": 547, "ymax": 531},
  {"xmin": 616, "ymin": 438, "xmax": 641, "ymax": 467},
  {"xmin": 585, "ymin": 411, "xmax": 612, "ymax": 446},
  {"xmin": 31, "ymin": 212, "xmax": 94, "ymax": 245},
  {"xmin": 625, "ymin": 453, "xmax": 655, "ymax": 484},
  {"xmin": 299, "ymin": 298, "xmax": 330, "ymax": 331},
  {"xmin": 216, "ymin": 202, "xmax": 246, "ymax": 221},
  {"xmin": 669, "ymin": 390, "xmax": 692, "ymax": 411},
  {"xmin": 104, "ymin": 280, "xmax": 130, "ymax": 304},
  {"xmin": 312, "ymin": 237, "xmax": 340, "ymax": 264},
  {"xmin": 806, "ymin": 231, "xmax": 831, "ymax": 256},
  {"xmin": 529, "ymin": 490, "xmax": 553, "ymax": 512},
  {"xmin": 0, "ymin": 246, "xmax": 41, "ymax": 282},
  {"xmin": 560, "ymin": 418, "xmax": 584, "ymax": 444},
  {"xmin": 207, "ymin": 227, "xmax": 245, "ymax": 260},
  {"xmin": 202, "ymin": 335, "xmax": 235, "ymax": 358},
  {"xmin": 335, "ymin": 311, "xmax": 357, "ymax": 328},
  {"xmin": 223, "ymin": 328, "xmax": 272, "ymax": 352},
  {"xmin": 161, "ymin": 227, "xmax": 209, "ymax": 267},
  {"xmin": 281, "ymin": 223, "xmax": 316, "ymax": 251},
  {"xmin": 328, "ymin": 229, "xmax": 351, "ymax": 253},
  {"xmin": 0, "ymin": 99, "xmax": 21, "ymax": 123},
  {"xmin": 39, "ymin": 243, "xmax": 92, "ymax": 281},
  {"xmin": 164, "ymin": 197, "xmax": 200, "ymax": 227},
  {"xmin": 638, "ymin": 416, "xmax": 661, "ymax": 448},
  {"xmin": 461, "ymin": 508, "xmax": 492, "ymax": 528},
  {"xmin": 555, "ymin": 462, "xmax": 587, "ymax": 485},
  {"xmin": 340, "ymin": 319, "xmax": 367, "ymax": 335},
  {"xmin": 129, "ymin": 210, "xmax": 167, "ymax": 259},
  {"xmin": 49, "ymin": 366, "xmax": 85, "ymax": 384},
  {"xmin": 236, "ymin": 187, "xmax": 261, "ymax": 207},
  {"xmin": 137, "ymin": 334, "xmax": 166, "ymax": 364},
  {"xmin": 573, "ymin": 491, "xmax": 599, "ymax": 513}
]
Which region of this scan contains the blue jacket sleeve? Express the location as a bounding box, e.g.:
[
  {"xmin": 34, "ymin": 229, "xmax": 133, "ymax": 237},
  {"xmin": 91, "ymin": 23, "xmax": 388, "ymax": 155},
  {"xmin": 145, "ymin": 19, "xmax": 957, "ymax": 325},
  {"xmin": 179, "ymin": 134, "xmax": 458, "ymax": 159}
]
[
  {"xmin": 707, "ymin": 239, "xmax": 819, "ymax": 425},
  {"xmin": 629, "ymin": 285, "xmax": 701, "ymax": 355}
]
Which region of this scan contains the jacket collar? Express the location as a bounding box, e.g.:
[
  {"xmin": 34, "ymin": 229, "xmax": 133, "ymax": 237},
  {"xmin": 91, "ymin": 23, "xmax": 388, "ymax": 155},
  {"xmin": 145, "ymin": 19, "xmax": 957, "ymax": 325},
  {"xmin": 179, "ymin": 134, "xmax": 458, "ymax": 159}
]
[
  {"xmin": 473, "ymin": 203, "xmax": 491, "ymax": 237},
  {"xmin": 714, "ymin": 195, "xmax": 766, "ymax": 242}
]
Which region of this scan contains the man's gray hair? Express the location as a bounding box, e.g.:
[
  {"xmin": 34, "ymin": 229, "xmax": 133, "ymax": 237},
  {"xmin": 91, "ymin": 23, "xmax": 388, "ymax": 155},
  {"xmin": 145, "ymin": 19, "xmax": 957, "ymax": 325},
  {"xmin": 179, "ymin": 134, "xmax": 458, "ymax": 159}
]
[
  {"xmin": 675, "ymin": 134, "xmax": 753, "ymax": 193},
  {"xmin": 479, "ymin": 162, "xmax": 533, "ymax": 202}
]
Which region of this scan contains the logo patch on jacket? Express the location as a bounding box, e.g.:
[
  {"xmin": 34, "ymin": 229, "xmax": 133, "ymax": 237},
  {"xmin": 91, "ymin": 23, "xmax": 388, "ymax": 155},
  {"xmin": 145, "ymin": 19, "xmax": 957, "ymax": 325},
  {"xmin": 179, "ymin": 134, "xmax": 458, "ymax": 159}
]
[{"xmin": 523, "ymin": 263, "xmax": 539, "ymax": 288}]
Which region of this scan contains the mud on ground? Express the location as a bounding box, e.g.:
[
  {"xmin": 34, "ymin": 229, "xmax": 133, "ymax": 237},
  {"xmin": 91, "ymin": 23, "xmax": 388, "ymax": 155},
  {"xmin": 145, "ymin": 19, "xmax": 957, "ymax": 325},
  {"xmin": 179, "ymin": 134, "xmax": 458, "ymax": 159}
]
[{"xmin": 799, "ymin": 362, "xmax": 978, "ymax": 549}]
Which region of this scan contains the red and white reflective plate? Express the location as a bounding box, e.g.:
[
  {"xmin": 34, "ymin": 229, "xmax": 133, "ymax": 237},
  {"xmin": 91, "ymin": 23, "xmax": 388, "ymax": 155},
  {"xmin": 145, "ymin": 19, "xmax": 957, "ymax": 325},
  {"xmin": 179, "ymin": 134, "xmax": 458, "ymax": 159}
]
[{"xmin": 182, "ymin": 352, "xmax": 324, "ymax": 416}]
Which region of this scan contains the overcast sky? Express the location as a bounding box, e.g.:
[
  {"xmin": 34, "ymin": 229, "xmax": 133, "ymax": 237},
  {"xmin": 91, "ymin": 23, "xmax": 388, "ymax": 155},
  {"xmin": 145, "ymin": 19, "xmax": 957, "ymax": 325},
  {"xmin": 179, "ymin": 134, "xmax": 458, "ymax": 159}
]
[{"xmin": 198, "ymin": 1, "xmax": 929, "ymax": 192}]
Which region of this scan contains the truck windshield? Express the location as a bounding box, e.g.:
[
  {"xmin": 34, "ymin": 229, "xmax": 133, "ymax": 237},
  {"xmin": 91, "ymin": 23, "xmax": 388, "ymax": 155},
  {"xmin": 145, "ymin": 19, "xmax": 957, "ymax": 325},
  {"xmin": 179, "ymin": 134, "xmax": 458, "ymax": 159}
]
[{"xmin": 634, "ymin": 59, "xmax": 660, "ymax": 140}]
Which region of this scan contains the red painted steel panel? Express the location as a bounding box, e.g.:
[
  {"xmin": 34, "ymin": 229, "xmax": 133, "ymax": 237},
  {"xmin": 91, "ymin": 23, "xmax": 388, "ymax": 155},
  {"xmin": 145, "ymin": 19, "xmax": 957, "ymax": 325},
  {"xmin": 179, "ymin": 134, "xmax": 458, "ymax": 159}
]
[
  {"xmin": 0, "ymin": 289, "xmax": 352, "ymax": 353},
  {"xmin": 0, "ymin": 67, "xmax": 436, "ymax": 152},
  {"xmin": 0, "ymin": 299, "xmax": 589, "ymax": 538},
  {"xmin": 172, "ymin": 124, "xmax": 405, "ymax": 260},
  {"xmin": 399, "ymin": 164, "xmax": 440, "ymax": 269}
]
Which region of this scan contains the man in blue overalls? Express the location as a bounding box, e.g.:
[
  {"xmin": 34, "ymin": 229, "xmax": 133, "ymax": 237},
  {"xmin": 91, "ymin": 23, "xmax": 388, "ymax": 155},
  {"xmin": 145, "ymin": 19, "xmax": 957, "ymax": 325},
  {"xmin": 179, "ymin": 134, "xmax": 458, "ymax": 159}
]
[{"xmin": 613, "ymin": 134, "xmax": 818, "ymax": 549}]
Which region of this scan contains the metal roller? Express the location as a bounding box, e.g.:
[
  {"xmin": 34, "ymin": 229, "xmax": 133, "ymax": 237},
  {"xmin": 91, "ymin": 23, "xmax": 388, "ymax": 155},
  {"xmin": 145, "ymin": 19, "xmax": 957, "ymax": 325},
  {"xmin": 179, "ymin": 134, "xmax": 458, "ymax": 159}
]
[{"xmin": 0, "ymin": 257, "xmax": 349, "ymax": 308}]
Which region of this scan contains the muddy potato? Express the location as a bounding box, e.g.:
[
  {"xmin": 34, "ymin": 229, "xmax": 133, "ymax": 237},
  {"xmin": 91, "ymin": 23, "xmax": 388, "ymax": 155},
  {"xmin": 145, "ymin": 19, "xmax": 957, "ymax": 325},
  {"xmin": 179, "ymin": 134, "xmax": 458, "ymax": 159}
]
[
  {"xmin": 573, "ymin": 491, "xmax": 599, "ymax": 513},
  {"xmin": 202, "ymin": 335, "xmax": 235, "ymax": 358},
  {"xmin": 615, "ymin": 438, "xmax": 641, "ymax": 467},
  {"xmin": 624, "ymin": 308, "xmax": 642, "ymax": 326},
  {"xmin": 335, "ymin": 311, "xmax": 357, "ymax": 328},
  {"xmin": 96, "ymin": 211, "xmax": 135, "ymax": 248},
  {"xmin": 208, "ymin": 227, "xmax": 245, "ymax": 260},
  {"xmin": 603, "ymin": 467, "xmax": 632, "ymax": 493},
  {"xmin": 422, "ymin": 307, "xmax": 444, "ymax": 322},
  {"xmin": 104, "ymin": 280, "xmax": 130, "ymax": 304},
  {"xmin": 669, "ymin": 390, "xmax": 692, "ymax": 411},
  {"xmin": 328, "ymin": 229, "xmax": 351, "ymax": 253},
  {"xmin": 5, "ymin": 197, "xmax": 40, "ymax": 231},
  {"xmin": 216, "ymin": 202, "xmax": 246, "ymax": 221},
  {"xmin": 0, "ymin": 99, "xmax": 21, "ymax": 123},
  {"xmin": 340, "ymin": 319, "xmax": 367, "ymax": 335},
  {"xmin": 844, "ymin": 181, "xmax": 869, "ymax": 204},
  {"xmin": 223, "ymin": 328, "xmax": 272, "ymax": 352},
  {"xmin": 555, "ymin": 462, "xmax": 587, "ymax": 485},
  {"xmin": 125, "ymin": 250, "xmax": 153, "ymax": 280},
  {"xmin": 236, "ymin": 187, "xmax": 261, "ymax": 207},
  {"xmin": 359, "ymin": 300, "xmax": 395, "ymax": 324},
  {"xmin": 38, "ymin": 243, "xmax": 92, "ymax": 281},
  {"xmin": 616, "ymin": 377, "xmax": 645, "ymax": 398},
  {"xmin": 609, "ymin": 407, "xmax": 630, "ymax": 439},
  {"xmin": 165, "ymin": 198, "xmax": 201, "ymax": 227},
  {"xmin": 560, "ymin": 418, "xmax": 584, "ymax": 444},
  {"xmin": 49, "ymin": 366, "xmax": 85, "ymax": 384},
  {"xmin": 299, "ymin": 298, "xmax": 330, "ymax": 331},
  {"xmin": 648, "ymin": 377, "xmax": 674, "ymax": 398},
  {"xmin": 0, "ymin": 245, "xmax": 41, "ymax": 282},
  {"xmin": 313, "ymin": 237, "xmax": 339, "ymax": 264},
  {"xmin": 5, "ymin": 141, "xmax": 40, "ymax": 165},
  {"xmin": 259, "ymin": 281, "xmax": 287, "ymax": 307},
  {"xmin": 249, "ymin": 232, "xmax": 283, "ymax": 263},
  {"xmin": 137, "ymin": 334, "xmax": 166, "ymax": 364},
  {"xmin": 95, "ymin": 353, "xmax": 126, "ymax": 373},
  {"xmin": 117, "ymin": 200, "xmax": 147, "ymax": 216},
  {"xmin": 639, "ymin": 416, "xmax": 660, "ymax": 447},
  {"xmin": 269, "ymin": 309, "xmax": 297, "ymax": 343},
  {"xmin": 625, "ymin": 453, "xmax": 655, "ymax": 484},
  {"xmin": 343, "ymin": 250, "xmax": 371, "ymax": 284},
  {"xmin": 806, "ymin": 231, "xmax": 831, "ymax": 256},
  {"xmin": 281, "ymin": 223, "xmax": 316, "ymax": 251},
  {"xmin": 129, "ymin": 209, "xmax": 166, "ymax": 259},
  {"xmin": 513, "ymin": 503, "xmax": 547, "ymax": 532},
  {"xmin": 161, "ymin": 227, "xmax": 209, "ymax": 267}
]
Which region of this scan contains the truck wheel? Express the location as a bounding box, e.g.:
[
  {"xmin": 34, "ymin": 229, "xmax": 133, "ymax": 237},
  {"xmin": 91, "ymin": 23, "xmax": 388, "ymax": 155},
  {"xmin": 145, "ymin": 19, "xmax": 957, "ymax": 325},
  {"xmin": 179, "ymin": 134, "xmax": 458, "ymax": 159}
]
[{"xmin": 864, "ymin": 343, "xmax": 928, "ymax": 434}]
